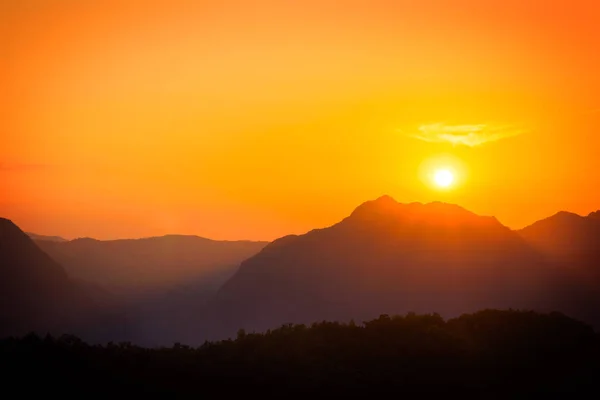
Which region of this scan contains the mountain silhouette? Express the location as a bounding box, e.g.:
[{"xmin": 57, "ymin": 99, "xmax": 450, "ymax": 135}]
[
  {"xmin": 519, "ymin": 211, "xmax": 600, "ymax": 281},
  {"xmin": 519, "ymin": 210, "xmax": 600, "ymax": 324},
  {"xmin": 11, "ymin": 199, "xmax": 600, "ymax": 346},
  {"xmin": 0, "ymin": 218, "xmax": 122, "ymax": 340},
  {"xmin": 35, "ymin": 234, "xmax": 267, "ymax": 345},
  {"xmin": 588, "ymin": 210, "xmax": 600, "ymax": 221},
  {"xmin": 35, "ymin": 235, "xmax": 267, "ymax": 301},
  {"xmin": 198, "ymin": 196, "xmax": 567, "ymax": 341}
]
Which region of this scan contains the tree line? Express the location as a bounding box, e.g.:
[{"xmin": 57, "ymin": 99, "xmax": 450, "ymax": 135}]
[{"xmin": 2, "ymin": 309, "xmax": 599, "ymax": 397}]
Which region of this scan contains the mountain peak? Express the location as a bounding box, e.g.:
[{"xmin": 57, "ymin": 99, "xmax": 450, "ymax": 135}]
[
  {"xmin": 547, "ymin": 211, "xmax": 589, "ymax": 226},
  {"xmin": 0, "ymin": 217, "xmax": 17, "ymax": 228},
  {"xmin": 0, "ymin": 217, "xmax": 29, "ymax": 240},
  {"xmin": 373, "ymin": 194, "xmax": 398, "ymax": 205},
  {"xmin": 588, "ymin": 210, "xmax": 600, "ymax": 220},
  {"xmin": 555, "ymin": 210, "xmax": 581, "ymax": 218},
  {"xmin": 350, "ymin": 195, "xmax": 400, "ymax": 216},
  {"xmin": 348, "ymin": 196, "xmax": 499, "ymax": 229},
  {"xmin": 520, "ymin": 210, "xmax": 600, "ymax": 234},
  {"xmin": 518, "ymin": 210, "xmax": 600, "ymax": 244}
]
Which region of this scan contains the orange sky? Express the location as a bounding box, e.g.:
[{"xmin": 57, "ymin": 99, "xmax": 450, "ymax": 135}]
[{"xmin": 2, "ymin": 0, "xmax": 600, "ymax": 241}]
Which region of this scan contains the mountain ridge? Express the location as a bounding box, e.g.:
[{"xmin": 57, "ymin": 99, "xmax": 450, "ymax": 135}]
[
  {"xmin": 192, "ymin": 195, "xmax": 568, "ymax": 343},
  {"xmin": 34, "ymin": 234, "xmax": 268, "ymax": 245},
  {"xmin": 6, "ymin": 197, "xmax": 600, "ymax": 345}
]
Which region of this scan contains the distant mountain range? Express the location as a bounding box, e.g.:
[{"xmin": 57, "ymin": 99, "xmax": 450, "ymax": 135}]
[
  {"xmin": 32, "ymin": 234, "xmax": 267, "ymax": 345},
  {"xmin": 3, "ymin": 196, "xmax": 600, "ymax": 345},
  {"xmin": 34, "ymin": 235, "xmax": 267, "ymax": 302}
]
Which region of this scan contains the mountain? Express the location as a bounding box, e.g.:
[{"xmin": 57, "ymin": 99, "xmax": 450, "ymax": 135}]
[
  {"xmin": 589, "ymin": 210, "xmax": 600, "ymax": 221},
  {"xmin": 199, "ymin": 196, "xmax": 569, "ymax": 342},
  {"xmin": 519, "ymin": 210, "xmax": 600, "ymax": 324},
  {"xmin": 519, "ymin": 211, "xmax": 600, "ymax": 282},
  {"xmin": 35, "ymin": 235, "xmax": 267, "ymax": 345},
  {"xmin": 0, "ymin": 218, "xmax": 121, "ymax": 340},
  {"xmin": 26, "ymin": 232, "xmax": 67, "ymax": 242},
  {"xmin": 35, "ymin": 235, "xmax": 268, "ymax": 302}
]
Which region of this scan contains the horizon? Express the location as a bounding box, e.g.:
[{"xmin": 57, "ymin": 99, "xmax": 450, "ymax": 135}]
[
  {"xmin": 3, "ymin": 0, "xmax": 600, "ymax": 241},
  {"xmin": 14, "ymin": 195, "xmax": 600, "ymax": 242}
]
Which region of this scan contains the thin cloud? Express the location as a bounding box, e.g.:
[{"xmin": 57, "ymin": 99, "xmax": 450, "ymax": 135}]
[{"xmin": 407, "ymin": 123, "xmax": 524, "ymax": 147}]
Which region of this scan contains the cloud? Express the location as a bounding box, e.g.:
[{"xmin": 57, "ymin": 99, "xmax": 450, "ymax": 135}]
[{"xmin": 407, "ymin": 123, "xmax": 524, "ymax": 147}]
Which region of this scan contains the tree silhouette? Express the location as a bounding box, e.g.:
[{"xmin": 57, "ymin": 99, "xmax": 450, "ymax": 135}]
[{"xmin": 1, "ymin": 309, "xmax": 599, "ymax": 397}]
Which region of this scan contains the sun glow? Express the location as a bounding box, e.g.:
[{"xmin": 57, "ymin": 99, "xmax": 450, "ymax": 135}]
[
  {"xmin": 418, "ymin": 154, "xmax": 466, "ymax": 192},
  {"xmin": 433, "ymin": 169, "xmax": 454, "ymax": 188}
]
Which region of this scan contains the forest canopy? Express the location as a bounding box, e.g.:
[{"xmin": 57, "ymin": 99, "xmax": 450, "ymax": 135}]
[{"xmin": 2, "ymin": 309, "xmax": 599, "ymax": 397}]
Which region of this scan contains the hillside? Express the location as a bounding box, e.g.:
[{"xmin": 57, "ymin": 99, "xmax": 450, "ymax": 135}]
[
  {"xmin": 0, "ymin": 218, "xmax": 121, "ymax": 340},
  {"xmin": 199, "ymin": 196, "xmax": 568, "ymax": 341},
  {"xmin": 518, "ymin": 210, "xmax": 600, "ymax": 325}
]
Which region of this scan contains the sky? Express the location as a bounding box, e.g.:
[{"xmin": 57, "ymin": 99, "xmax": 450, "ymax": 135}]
[{"xmin": 2, "ymin": 0, "xmax": 600, "ymax": 241}]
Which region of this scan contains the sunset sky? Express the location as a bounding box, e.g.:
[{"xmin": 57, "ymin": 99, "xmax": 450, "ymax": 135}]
[{"xmin": 2, "ymin": 0, "xmax": 600, "ymax": 241}]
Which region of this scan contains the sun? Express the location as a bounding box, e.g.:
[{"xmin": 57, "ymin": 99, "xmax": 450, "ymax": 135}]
[
  {"xmin": 433, "ymin": 169, "xmax": 454, "ymax": 188},
  {"xmin": 418, "ymin": 154, "xmax": 466, "ymax": 191}
]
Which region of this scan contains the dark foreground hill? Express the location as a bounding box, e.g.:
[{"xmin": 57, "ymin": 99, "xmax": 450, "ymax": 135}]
[
  {"xmin": 0, "ymin": 218, "xmax": 124, "ymax": 342},
  {"xmin": 2, "ymin": 310, "xmax": 599, "ymax": 397},
  {"xmin": 199, "ymin": 196, "xmax": 576, "ymax": 341}
]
